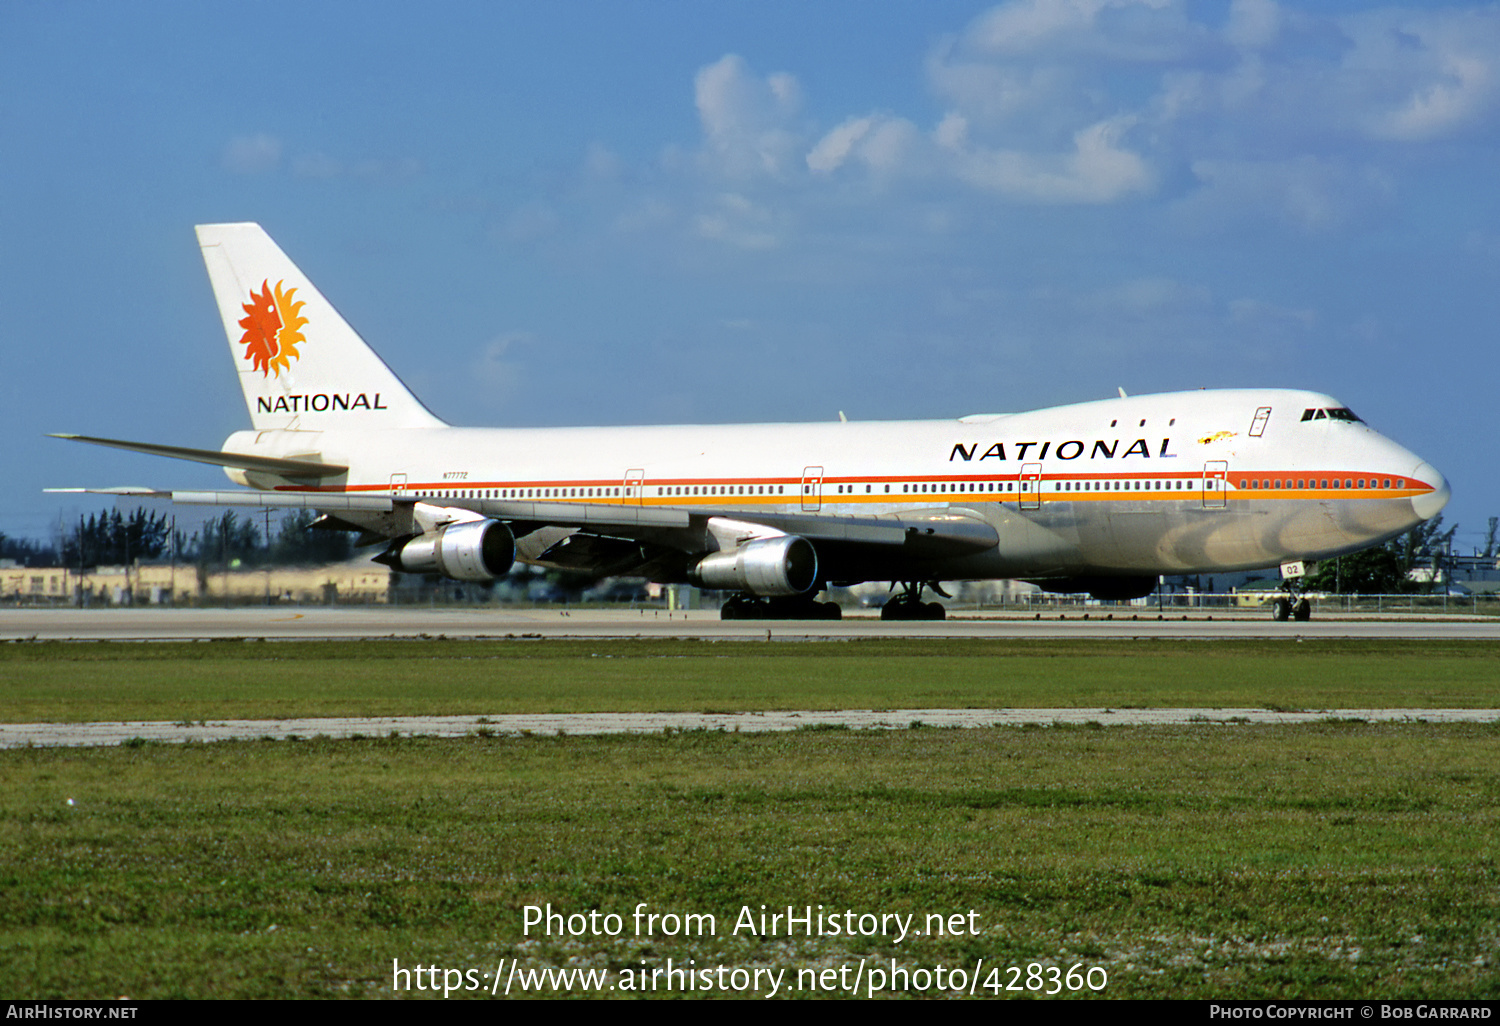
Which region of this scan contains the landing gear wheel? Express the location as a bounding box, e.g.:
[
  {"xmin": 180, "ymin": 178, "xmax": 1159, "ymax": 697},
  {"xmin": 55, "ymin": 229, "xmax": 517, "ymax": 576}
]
[
  {"xmin": 721, "ymin": 594, "xmax": 842, "ymax": 620},
  {"xmin": 880, "ymin": 586, "xmax": 947, "ymax": 621},
  {"xmin": 1272, "ymin": 597, "xmax": 1291, "ymax": 622},
  {"xmin": 1293, "ymin": 598, "xmax": 1311, "ymax": 622}
]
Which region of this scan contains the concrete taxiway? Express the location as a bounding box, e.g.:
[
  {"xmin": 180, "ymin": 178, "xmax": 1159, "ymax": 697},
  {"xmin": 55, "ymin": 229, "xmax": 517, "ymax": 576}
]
[
  {"xmin": 5, "ymin": 707, "xmax": 1498, "ymax": 750},
  {"xmin": 6, "ymin": 608, "xmax": 1494, "ymax": 750},
  {"xmin": 3, "ymin": 607, "xmax": 1499, "ymax": 641}
]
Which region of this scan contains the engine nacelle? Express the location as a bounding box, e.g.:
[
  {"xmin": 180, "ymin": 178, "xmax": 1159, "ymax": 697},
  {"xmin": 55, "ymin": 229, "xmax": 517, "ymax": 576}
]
[
  {"xmin": 388, "ymin": 519, "xmax": 515, "ymax": 582},
  {"xmin": 691, "ymin": 535, "xmax": 817, "ymax": 596}
]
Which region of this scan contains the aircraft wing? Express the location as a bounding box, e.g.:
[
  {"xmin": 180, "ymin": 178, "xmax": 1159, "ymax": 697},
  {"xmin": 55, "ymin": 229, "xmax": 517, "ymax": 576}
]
[
  {"xmin": 157, "ymin": 489, "xmax": 996, "ymax": 555},
  {"xmin": 51, "ymin": 483, "xmax": 997, "ymax": 580}
]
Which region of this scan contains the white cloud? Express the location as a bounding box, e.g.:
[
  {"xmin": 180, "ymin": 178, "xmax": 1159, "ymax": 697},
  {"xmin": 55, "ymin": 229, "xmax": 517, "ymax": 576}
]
[
  {"xmin": 472, "ymin": 333, "xmax": 530, "ymax": 404},
  {"xmin": 221, "ymin": 134, "xmax": 282, "ymax": 175},
  {"xmin": 501, "ymin": 204, "xmax": 561, "ymax": 245},
  {"xmin": 949, "ymin": 116, "xmax": 1153, "ymax": 203},
  {"xmin": 1371, "ymin": 52, "xmax": 1494, "ymax": 141},
  {"xmin": 1174, "ymin": 157, "xmax": 1393, "ymax": 235},
  {"xmin": 1332, "ymin": 7, "xmax": 1500, "ymax": 142},
  {"xmin": 351, "ymin": 156, "xmax": 424, "ymax": 181},
  {"xmin": 584, "ymin": 143, "xmax": 623, "ymax": 182},
  {"xmin": 807, "ymin": 117, "xmax": 877, "ymax": 173},
  {"xmin": 601, "ymin": 4, "xmax": 1500, "ymax": 257},
  {"xmin": 964, "ymin": 0, "xmax": 1188, "ymax": 60},
  {"xmin": 1205, "ymin": 6, "xmax": 1500, "ymax": 145},
  {"xmin": 236, "ymin": 143, "xmax": 424, "ymax": 182},
  {"xmin": 292, "ymin": 152, "xmax": 343, "ymax": 179},
  {"xmin": 807, "ymin": 115, "xmax": 926, "ymax": 177},
  {"xmin": 694, "ymin": 55, "xmax": 804, "ymax": 180},
  {"xmin": 926, "ymin": 47, "xmax": 1075, "ymax": 127},
  {"xmin": 612, "ymin": 197, "xmax": 676, "ymax": 236},
  {"xmin": 1225, "ymin": 0, "xmax": 1281, "ymax": 51},
  {"xmin": 1227, "ymin": 297, "xmax": 1316, "ymax": 331},
  {"xmin": 1091, "ymin": 276, "xmax": 1212, "ymax": 317},
  {"xmin": 694, "ymin": 192, "xmax": 784, "ymax": 249}
]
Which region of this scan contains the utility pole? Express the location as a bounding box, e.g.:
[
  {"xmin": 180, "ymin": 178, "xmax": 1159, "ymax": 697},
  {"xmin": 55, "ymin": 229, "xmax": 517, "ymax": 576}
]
[
  {"xmin": 76, "ymin": 514, "xmax": 85, "ymax": 608},
  {"xmin": 264, "ymin": 507, "xmax": 272, "ymax": 605}
]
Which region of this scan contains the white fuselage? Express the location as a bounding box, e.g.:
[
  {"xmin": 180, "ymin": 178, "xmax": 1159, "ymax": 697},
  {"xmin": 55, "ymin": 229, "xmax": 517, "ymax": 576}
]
[{"xmin": 225, "ymin": 388, "xmax": 1448, "ymax": 584}]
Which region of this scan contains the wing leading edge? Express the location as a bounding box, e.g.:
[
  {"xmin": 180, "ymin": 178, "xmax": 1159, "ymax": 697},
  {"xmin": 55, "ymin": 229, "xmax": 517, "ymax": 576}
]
[{"xmin": 50, "ymin": 476, "xmax": 998, "ymax": 588}]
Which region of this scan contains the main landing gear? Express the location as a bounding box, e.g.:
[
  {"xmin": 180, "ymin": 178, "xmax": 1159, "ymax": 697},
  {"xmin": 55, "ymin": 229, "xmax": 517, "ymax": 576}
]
[
  {"xmin": 1270, "ymin": 589, "xmax": 1311, "ymax": 622},
  {"xmin": 880, "ymin": 582, "xmax": 947, "ymax": 622},
  {"xmin": 719, "ymin": 595, "xmax": 842, "ymax": 620}
]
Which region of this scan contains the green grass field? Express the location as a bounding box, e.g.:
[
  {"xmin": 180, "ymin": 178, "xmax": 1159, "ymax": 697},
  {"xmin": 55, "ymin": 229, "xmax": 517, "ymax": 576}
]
[
  {"xmin": 1, "ymin": 639, "xmax": 1497, "ymax": 999},
  {"xmin": 2, "ymin": 638, "xmax": 1498, "ymax": 721}
]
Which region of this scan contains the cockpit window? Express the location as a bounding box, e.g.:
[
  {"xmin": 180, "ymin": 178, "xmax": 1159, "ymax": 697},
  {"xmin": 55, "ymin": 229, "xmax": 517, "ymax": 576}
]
[{"xmin": 1301, "ymin": 407, "xmax": 1362, "ymax": 423}]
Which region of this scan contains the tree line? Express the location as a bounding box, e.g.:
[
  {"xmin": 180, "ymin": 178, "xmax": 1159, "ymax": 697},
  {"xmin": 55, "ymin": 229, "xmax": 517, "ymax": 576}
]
[
  {"xmin": 1303, "ymin": 515, "xmax": 1462, "ymax": 594},
  {"xmin": 0, "ymin": 506, "xmax": 1486, "ymax": 593},
  {"xmin": 0, "ymin": 508, "xmax": 353, "ymax": 571}
]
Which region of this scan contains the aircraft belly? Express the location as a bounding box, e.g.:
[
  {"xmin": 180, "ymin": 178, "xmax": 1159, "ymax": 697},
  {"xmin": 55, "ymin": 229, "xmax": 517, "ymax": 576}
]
[
  {"xmin": 1047, "ymin": 497, "xmax": 1423, "ymax": 575},
  {"xmin": 1287, "ymin": 498, "xmax": 1420, "ymax": 561},
  {"xmin": 760, "ymin": 495, "xmax": 1419, "ymax": 583},
  {"xmin": 884, "ymin": 503, "xmax": 1084, "ymax": 580},
  {"xmin": 1094, "ymin": 503, "xmax": 1260, "ymax": 572}
]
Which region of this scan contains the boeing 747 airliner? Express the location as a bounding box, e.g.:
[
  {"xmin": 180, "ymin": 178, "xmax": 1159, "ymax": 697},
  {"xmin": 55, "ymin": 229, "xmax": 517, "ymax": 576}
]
[{"xmin": 53, "ymin": 223, "xmax": 1450, "ymax": 620}]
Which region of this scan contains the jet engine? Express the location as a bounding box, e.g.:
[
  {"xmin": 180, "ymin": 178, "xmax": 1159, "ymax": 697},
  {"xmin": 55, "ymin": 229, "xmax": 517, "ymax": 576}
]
[
  {"xmin": 690, "ymin": 535, "xmax": 817, "ymax": 596},
  {"xmin": 384, "ymin": 519, "xmax": 515, "ymax": 582}
]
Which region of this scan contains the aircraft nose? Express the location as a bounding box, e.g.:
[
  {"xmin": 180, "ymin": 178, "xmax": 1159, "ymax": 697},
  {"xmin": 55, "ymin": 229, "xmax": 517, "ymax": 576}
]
[{"xmin": 1410, "ymin": 461, "xmax": 1450, "ymax": 522}]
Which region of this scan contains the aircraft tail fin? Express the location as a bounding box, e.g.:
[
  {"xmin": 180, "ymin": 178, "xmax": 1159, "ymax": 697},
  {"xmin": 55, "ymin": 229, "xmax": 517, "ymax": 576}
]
[{"xmin": 196, "ymin": 223, "xmax": 447, "ymax": 432}]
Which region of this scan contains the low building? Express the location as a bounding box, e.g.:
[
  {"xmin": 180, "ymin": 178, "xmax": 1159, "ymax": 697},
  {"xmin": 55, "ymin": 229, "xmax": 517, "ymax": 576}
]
[{"xmin": 2, "ymin": 560, "xmax": 394, "ymax": 605}]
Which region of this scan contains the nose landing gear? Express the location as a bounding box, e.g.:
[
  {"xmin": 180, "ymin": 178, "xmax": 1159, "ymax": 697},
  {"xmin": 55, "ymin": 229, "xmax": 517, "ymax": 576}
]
[{"xmin": 1271, "ymin": 591, "xmax": 1311, "ymax": 622}]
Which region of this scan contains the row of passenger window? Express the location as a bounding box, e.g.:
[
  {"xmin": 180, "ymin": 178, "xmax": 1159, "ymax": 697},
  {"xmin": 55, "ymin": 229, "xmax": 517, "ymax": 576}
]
[
  {"xmin": 660, "ymin": 485, "xmax": 786, "ymax": 496},
  {"xmin": 431, "ymin": 487, "xmax": 626, "ymax": 499},
  {"xmin": 429, "ymin": 485, "xmax": 788, "ymax": 500},
  {"xmin": 426, "ymin": 475, "xmax": 1402, "ymax": 502},
  {"xmin": 427, "ymin": 480, "xmax": 1203, "ymax": 501},
  {"xmin": 832, "ymin": 482, "xmax": 1014, "ymax": 494},
  {"xmin": 1241, "ymin": 477, "xmax": 1401, "ymax": 490},
  {"xmin": 836, "ymin": 480, "xmax": 1191, "ymax": 494}
]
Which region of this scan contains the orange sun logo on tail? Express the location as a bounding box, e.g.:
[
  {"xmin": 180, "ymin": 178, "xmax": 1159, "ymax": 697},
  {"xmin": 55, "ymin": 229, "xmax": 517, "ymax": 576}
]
[{"xmin": 239, "ymin": 279, "xmax": 308, "ymax": 377}]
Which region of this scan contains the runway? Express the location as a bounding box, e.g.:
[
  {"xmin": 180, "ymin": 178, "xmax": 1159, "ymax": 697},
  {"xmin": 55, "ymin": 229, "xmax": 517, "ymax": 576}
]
[
  {"xmin": 5, "ymin": 706, "xmax": 1498, "ymax": 750},
  {"xmin": 4, "ymin": 606, "xmax": 1500, "ymax": 641},
  {"xmin": 5, "ymin": 608, "xmax": 1495, "ymax": 749}
]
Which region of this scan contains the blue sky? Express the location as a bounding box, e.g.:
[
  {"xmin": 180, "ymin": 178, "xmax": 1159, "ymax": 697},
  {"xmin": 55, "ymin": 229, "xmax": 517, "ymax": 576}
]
[{"xmin": 3, "ymin": 0, "xmax": 1496, "ymax": 553}]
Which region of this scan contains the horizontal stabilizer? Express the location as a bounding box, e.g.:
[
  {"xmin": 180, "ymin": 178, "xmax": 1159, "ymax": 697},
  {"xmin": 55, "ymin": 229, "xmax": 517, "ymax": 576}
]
[
  {"xmin": 49, "ymin": 434, "xmax": 347, "ymax": 478},
  {"xmin": 44, "ymin": 486, "xmax": 169, "ymax": 497}
]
